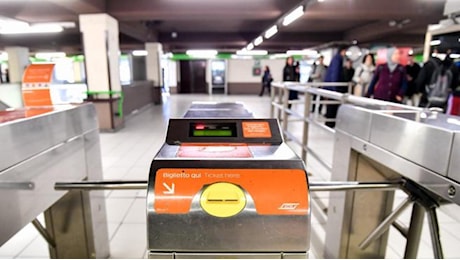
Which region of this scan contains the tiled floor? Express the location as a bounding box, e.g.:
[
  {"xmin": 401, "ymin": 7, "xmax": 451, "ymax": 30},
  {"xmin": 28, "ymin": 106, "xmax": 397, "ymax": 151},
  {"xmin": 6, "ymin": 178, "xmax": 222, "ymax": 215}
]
[{"xmin": 1, "ymin": 93, "xmax": 460, "ymax": 258}]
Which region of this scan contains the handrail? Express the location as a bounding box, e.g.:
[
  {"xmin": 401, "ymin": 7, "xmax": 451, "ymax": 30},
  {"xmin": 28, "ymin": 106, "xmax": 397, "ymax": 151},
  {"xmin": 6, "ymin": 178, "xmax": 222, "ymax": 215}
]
[
  {"xmin": 85, "ymin": 90, "xmax": 125, "ymax": 117},
  {"xmin": 270, "ymin": 81, "xmax": 423, "ymax": 168}
]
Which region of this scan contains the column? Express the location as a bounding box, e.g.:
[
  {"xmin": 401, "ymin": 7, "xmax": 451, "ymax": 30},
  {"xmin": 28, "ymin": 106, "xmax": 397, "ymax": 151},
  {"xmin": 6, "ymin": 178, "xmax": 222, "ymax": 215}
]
[
  {"xmin": 79, "ymin": 13, "xmax": 123, "ymax": 131},
  {"xmin": 145, "ymin": 42, "xmax": 163, "ymax": 86},
  {"xmin": 5, "ymin": 46, "xmax": 29, "ymax": 83},
  {"xmin": 146, "ymin": 42, "xmax": 163, "ymax": 102}
]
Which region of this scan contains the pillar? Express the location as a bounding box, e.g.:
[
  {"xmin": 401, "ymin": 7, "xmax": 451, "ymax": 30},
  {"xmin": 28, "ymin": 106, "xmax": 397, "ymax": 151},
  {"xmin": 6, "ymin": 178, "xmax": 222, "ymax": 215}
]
[
  {"xmin": 5, "ymin": 46, "xmax": 29, "ymax": 83},
  {"xmin": 79, "ymin": 13, "xmax": 123, "ymax": 131},
  {"xmin": 145, "ymin": 43, "xmax": 163, "ymax": 86},
  {"xmin": 145, "ymin": 42, "xmax": 163, "ymax": 102}
]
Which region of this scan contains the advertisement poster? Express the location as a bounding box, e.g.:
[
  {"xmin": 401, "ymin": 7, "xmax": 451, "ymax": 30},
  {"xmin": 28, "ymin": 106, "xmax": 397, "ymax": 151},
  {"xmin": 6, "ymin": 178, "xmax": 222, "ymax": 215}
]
[{"xmin": 22, "ymin": 64, "xmax": 55, "ymax": 107}]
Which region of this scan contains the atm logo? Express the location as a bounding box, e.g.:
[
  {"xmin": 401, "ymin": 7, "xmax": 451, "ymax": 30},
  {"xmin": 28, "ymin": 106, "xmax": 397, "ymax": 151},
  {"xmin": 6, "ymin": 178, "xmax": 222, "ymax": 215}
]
[{"xmin": 278, "ymin": 203, "xmax": 299, "ymax": 210}]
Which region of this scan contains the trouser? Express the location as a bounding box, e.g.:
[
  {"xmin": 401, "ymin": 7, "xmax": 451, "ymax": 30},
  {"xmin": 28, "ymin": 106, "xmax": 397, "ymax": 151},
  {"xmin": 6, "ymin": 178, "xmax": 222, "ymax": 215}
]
[
  {"xmin": 288, "ymin": 90, "xmax": 298, "ymax": 109},
  {"xmin": 324, "ymin": 87, "xmax": 347, "ymax": 128},
  {"xmin": 259, "ymin": 85, "xmax": 270, "ymax": 96},
  {"xmin": 325, "ymin": 103, "xmax": 339, "ymax": 128}
]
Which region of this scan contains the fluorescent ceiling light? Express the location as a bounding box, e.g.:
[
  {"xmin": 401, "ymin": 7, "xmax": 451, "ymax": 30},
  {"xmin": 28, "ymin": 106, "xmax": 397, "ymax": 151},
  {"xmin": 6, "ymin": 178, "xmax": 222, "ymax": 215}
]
[
  {"xmin": 450, "ymin": 53, "xmax": 460, "ymax": 59},
  {"xmin": 132, "ymin": 50, "xmax": 148, "ymax": 56},
  {"xmin": 186, "ymin": 49, "xmax": 218, "ymax": 57},
  {"xmin": 231, "ymin": 54, "xmax": 253, "ymax": 60},
  {"xmin": 430, "ymin": 39, "xmax": 441, "ymax": 46},
  {"xmin": 270, "ymin": 53, "xmax": 289, "ymax": 59},
  {"xmin": 286, "ymin": 49, "xmax": 318, "ymax": 56},
  {"xmin": 236, "ymin": 50, "xmax": 268, "ymax": 56},
  {"xmin": 282, "ymin": 5, "xmax": 304, "ymax": 26},
  {"xmin": 265, "ymin": 25, "xmax": 278, "ymax": 39},
  {"xmin": 254, "ymin": 36, "xmax": 263, "ymax": 46},
  {"xmin": 35, "ymin": 52, "xmax": 66, "ymax": 59},
  {"xmin": 0, "ymin": 23, "xmax": 63, "ymax": 34},
  {"xmin": 247, "ymin": 43, "xmax": 254, "ymax": 51}
]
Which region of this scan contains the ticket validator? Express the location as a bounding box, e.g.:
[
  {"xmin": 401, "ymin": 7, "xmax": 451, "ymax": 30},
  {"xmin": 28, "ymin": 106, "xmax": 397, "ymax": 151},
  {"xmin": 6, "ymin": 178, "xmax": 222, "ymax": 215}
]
[{"xmin": 147, "ymin": 118, "xmax": 310, "ymax": 258}]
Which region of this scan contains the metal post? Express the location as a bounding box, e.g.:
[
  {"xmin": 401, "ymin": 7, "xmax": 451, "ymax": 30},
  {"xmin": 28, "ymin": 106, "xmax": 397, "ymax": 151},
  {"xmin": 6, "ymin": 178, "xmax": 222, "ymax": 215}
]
[
  {"xmin": 32, "ymin": 218, "xmax": 56, "ymax": 248},
  {"xmin": 302, "ymin": 91, "xmax": 311, "ymax": 162},
  {"xmin": 282, "ymin": 86, "xmax": 290, "ymax": 139},
  {"xmin": 404, "ymin": 202, "xmax": 425, "ymax": 259},
  {"xmin": 314, "ymin": 91, "xmax": 321, "ymax": 119},
  {"xmin": 359, "ymin": 197, "xmax": 412, "ymax": 250},
  {"xmin": 270, "ymin": 84, "xmax": 275, "ymax": 118},
  {"xmin": 277, "ymin": 86, "xmax": 284, "ymax": 121},
  {"xmin": 426, "ymin": 207, "xmax": 444, "ymax": 259}
]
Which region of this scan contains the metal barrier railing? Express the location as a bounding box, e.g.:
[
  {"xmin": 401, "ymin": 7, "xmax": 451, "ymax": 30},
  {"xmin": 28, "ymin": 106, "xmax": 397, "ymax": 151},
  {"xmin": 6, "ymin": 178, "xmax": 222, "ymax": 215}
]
[{"xmin": 270, "ymin": 82, "xmax": 421, "ymax": 168}]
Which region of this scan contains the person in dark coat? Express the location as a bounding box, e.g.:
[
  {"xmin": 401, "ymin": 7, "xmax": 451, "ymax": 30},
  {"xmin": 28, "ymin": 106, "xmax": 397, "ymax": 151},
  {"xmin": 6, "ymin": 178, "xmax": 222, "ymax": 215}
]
[
  {"xmin": 324, "ymin": 45, "xmax": 348, "ymax": 128},
  {"xmin": 283, "ymin": 57, "xmax": 298, "ymax": 108},
  {"xmin": 342, "ymin": 58, "xmax": 355, "ymax": 84},
  {"xmin": 404, "ymin": 54, "xmax": 421, "ymax": 106},
  {"xmin": 367, "ymin": 47, "xmax": 407, "ymax": 103},
  {"xmin": 259, "ymin": 66, "xmax": 273, "ymax": 96},
  {"xmin": 415, "ymin": 51, "xmax": 442, "ymax": 107}
]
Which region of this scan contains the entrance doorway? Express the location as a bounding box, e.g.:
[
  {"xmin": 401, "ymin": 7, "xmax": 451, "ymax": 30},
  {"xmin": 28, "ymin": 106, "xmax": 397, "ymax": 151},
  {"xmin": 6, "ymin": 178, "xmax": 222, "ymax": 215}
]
[{"xmin": 179, "ymin": 60, "xmax": 207, "ymax": 93}]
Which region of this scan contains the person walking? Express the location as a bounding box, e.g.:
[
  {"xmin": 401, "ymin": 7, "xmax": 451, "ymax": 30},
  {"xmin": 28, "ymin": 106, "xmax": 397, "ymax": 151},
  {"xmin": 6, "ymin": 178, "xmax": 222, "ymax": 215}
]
[
  {"xmin": 259, "ymin": 66, "xmax": 273, "ymax": 96},
  {"xmin": 415, "ymin": 50, "xmax": 442, "ymax": 107},
  {"xmin": 342, "ymin": 58, "xmax": 355, "ymax": 85},
  {"xmin": 309, "ymin": 55, "xmax": 327, "ymax": 113},
  {"xmin": 323, "ymin": 45, "xmax": 348, "ymax": 128},
  {"xmin": 283, "ymin": 57, "xmax": 299, "ymax": 108},
  {"xmin": 404, "ymin": 54, "xmax": 421, "ymax": 106},
  {"xmin": 352, "ymin": 54, "xmax": 375, "ymax": 96}
]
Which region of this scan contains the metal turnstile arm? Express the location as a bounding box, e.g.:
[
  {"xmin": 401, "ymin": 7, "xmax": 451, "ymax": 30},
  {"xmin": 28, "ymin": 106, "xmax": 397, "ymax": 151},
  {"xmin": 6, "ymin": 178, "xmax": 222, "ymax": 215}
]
[
  {"xmin": 55, "ymin": 180, "xmax": 402, "ymax": 192},
  {"xmin": 55, "ymin": 180, "xmax": 148, "ymax": 190}
]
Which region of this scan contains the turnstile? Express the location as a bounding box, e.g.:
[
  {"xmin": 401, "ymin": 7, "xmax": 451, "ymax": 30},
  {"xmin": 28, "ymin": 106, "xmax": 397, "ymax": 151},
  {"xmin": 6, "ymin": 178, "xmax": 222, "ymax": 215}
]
[
  {"xmin": 0, "ymin": 104, "xmax": 109, "ymax": 258},
  {"xmin": 183, "ymin": 101, "xmax": 254, "ymax": 118},
  {"xmin": 147, "ymin": 117, "xmax": 310, "ymax": 258},
  {"xmin": 325, "ymin": 104, "xmax": 460, "ymax": 258}
]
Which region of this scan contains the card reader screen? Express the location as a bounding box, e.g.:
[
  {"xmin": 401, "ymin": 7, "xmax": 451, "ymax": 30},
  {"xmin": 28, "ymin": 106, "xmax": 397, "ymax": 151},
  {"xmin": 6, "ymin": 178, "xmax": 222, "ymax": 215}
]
[{"xmin": 190, "ymin": 123, "xmax": 237, "ymax": 137}]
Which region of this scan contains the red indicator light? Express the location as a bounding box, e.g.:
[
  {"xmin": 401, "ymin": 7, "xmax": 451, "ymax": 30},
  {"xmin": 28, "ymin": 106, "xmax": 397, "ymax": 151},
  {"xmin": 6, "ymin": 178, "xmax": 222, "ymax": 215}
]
[{"xmin": 195, "ymin": 124, "xmax": 205, "ymax": 130}]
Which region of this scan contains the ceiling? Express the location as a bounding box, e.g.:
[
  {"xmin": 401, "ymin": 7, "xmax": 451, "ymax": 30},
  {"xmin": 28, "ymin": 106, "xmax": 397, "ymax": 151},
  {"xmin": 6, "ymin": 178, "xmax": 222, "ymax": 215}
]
[{"xmin": 0, "ymin": 0, "xmax": 448, "ymax": 54}]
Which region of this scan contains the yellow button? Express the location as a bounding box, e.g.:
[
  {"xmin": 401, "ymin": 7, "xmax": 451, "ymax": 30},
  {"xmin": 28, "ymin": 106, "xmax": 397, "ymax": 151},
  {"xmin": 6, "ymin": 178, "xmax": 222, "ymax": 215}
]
[{"xmin": 200, "ymin": 182, "xmax": 246, "ymax": 218}]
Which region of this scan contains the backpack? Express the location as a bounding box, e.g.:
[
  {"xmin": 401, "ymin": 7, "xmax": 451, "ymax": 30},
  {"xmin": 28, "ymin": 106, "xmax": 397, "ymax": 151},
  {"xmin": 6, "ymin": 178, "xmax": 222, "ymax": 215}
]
[{"xmin": 426, "ymin": 62, "xmax": 452, "ymax": 107}]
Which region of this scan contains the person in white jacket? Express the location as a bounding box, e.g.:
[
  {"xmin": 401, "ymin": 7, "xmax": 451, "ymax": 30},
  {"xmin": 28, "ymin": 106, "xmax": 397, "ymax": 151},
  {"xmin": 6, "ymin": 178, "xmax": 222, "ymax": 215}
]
[{"xmin": 352, "ymin": 54, "xmax": 375, "ymax": 96}]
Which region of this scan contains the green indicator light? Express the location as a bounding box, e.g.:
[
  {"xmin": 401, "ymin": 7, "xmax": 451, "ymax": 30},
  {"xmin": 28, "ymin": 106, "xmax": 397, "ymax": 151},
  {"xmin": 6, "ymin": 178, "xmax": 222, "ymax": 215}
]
[{"xmin": 193, "ymin": 129, "xmax": 233, "ymax": 137}]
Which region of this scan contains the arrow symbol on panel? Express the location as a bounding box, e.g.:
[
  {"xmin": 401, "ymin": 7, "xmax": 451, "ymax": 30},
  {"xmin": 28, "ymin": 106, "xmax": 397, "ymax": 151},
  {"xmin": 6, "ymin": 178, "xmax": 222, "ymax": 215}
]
[{"xmin": 162, "ymin": 182, "xmax": 175, "ymax": 194}]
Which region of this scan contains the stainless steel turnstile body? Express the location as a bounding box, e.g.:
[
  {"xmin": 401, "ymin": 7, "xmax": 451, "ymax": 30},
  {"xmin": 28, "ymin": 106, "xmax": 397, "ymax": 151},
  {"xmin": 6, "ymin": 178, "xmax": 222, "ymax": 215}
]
[
  {"xmin": 183, "ymin": 101, "xmax": 254, "ymax": 118},
  {"xmin": 147, "ymin": 116, "xmax": 310, "ymax": 258},
  {"xmin": 325, "ymin": 104, "xmax": 460, "ymax": 258},
  {"xmin": 0, "ymin": 104, "xmax": 110, "ymax": 258}
]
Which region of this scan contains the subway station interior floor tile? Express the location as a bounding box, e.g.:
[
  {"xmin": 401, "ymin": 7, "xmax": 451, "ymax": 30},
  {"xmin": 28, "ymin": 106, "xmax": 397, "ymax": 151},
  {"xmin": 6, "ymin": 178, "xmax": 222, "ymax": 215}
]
[{"xmin": 1, "ymin": 94, "xmax": 460, "ymax": 258}]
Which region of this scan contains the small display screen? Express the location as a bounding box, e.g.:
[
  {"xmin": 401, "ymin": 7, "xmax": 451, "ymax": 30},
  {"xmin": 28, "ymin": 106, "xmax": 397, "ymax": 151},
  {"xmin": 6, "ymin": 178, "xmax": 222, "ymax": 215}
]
[
  {"xmin": 193, "ymin": 129, "xmax": 233, "ymax": 137},
  {"xmin": 190, "ymin": 123, "xmax": 237, "ymax": 137}
]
